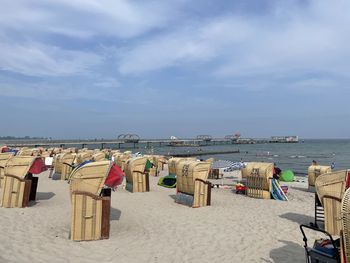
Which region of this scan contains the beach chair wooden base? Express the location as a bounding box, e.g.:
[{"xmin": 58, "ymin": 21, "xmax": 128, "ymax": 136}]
[
  {"xmin": 246, "ymin": 175, "xmax": 271, "ymax": 199},
  {"xmin": 323, "ymin": 196, "xmax": 342, "ymax": 236},
  {"xmin": 70, "ymin": 191, "xmax": 111, "ymax": 241},
  {"xmin": 61, "ymin": 164, "xmax": 73, "ymax": 180},
  {"xmin": 126, "ymin": 171, "xmax": 149, "ymax": 193},
  {"xmin": 0, "ymin": 175, "xmax": 32, "ymax": 208},
  {"xmin": 176, "ymin": 179, "xmax": 211, "ymax": 208}
]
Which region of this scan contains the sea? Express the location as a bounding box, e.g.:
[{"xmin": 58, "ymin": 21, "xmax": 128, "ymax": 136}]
[
  {"xmin": 2, "ymin": 139, "xmax": 349, "ymax": 176},
  {"xmin": 149, "ymin": 139, "xmax": 349, "ymax": 175}
]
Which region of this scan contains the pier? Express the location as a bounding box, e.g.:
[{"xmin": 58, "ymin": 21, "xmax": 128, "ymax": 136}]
[{"xmin": 2, "ymin": 136, "xmax": 299, "ymax": 149}]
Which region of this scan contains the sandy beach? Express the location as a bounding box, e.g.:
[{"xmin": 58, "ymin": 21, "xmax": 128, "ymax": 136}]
[{"xmin": 0, "ymin": 168, "xmax": 316, "ymax": 263}]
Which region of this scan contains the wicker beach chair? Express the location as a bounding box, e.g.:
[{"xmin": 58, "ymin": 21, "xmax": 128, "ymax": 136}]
[
  {"xmin": 91, "ymin": 152, "xmax": 106, "ymax": 162},
  {"xmin": 308, "ymin": 165, "xmax": 332, "ymax": 191},
  {"xmin": 61, "ymin": 153, "xmax": 76, "ymax": 180},
  {"xmin": 143, "ymin": 155, "xmax": 166, "ymax": 176},
  {"xmin": 115, "ymin": 151, "xmax": 132, "ymax": 171},
  {"xmin": 124, "ymin": 157, "xmax": 149, "ymax": 192},
  {"xmin": 69, "ymin": 161, "xmax": 124, "ymax": 241},
  {"xmin": 74, "ymin": 151, "xmax": 93, "ymax": 166},
  {"xmin": 0, "ymin": 153, "xmax": 14, "ymax": 188},
  {"xmin": 241, "ymin": 162, "xmax": 273, "ymax": 199},
  {"xmin": 175, "ymin": 160, "xmax": 211, "ymax": 208},
  {"xmin": 315, "ymin": 170, "xmax": 349, "ymax": 236},
  {"xmin": 53, "ymin": 153, "xmax": 64, "ymax": 176},
  {"xmin": 0, "ymin": 156, "xmax": 45, "ymax": 208}
]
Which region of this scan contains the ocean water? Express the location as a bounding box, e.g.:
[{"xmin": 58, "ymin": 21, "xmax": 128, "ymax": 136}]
[{"xmin": 143, "ymin": 139, "xmax": 350, "ymax": 175}]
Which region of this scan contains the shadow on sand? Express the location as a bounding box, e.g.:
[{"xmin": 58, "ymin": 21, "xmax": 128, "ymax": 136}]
[
  {"xmin": 36, "ymin": 192, "xmax": 56, "ymax": 200},
  {"xmin": 260, "ymin": 240, "xmax": 305, "ymax": 263},
  {"xmin": 110, "ymin": 207, "xmax": 122, "ymax": 221},
  {"xmin": 290, "ymin": 186, "xmax": 311, "ymax": 193},
  {"xmin": 280, "ymin": 212, "xmax": 314, "ymax": 225},
  {"xmin": 169, "ymin": 194, "xmax": 193, "ymax": 207}
]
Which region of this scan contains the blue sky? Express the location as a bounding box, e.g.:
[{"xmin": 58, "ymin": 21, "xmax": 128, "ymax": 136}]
[{"xmin": 1, "ymin": 0, "xmax": 350, "ymax": 139}]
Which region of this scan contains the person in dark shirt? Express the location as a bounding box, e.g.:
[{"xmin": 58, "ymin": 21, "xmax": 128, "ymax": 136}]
[{"xmin": 273, "ymin": 163, "xmax": 282, "ymax": 180}]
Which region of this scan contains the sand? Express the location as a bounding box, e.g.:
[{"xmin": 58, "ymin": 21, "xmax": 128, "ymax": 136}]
[{"xmin": 0, "ymin": 170, "xmax": 316, "ymax": 263}]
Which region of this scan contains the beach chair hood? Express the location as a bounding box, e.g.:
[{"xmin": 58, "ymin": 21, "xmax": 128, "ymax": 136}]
[
  {"xmin": 176, "ymin": 160, "xmax": 211, "ymax": 195},
  {"xmin": 5, "ymin": 156, "xmax": 46, "ymax": 178},
  {"xmin": 70, "ymin": 161, "xmax": 123, "ymax": 195}
]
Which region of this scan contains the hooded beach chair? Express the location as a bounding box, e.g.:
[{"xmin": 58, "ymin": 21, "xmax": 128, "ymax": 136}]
[
  {"xmin": 91, "ymin": 152, "xmax": 106, "ymax": 162},
  {"xmin": 315, "ymin": 170, "xmax": 350, "ymax": 236},
  {"xmin": 0, "ymin": 156, "xmax": 46, "ymax": 208},
  {"xmin": 0, "ymin": 153, "xmax": 14, "ymax": 188},
  {"xmin": 74, "ymin": 151, "xmax": 93, "ymax": 166},
  {"xmin": 60, "ymin": 153, "xmax": 76, "ymax": 180},
  {"xmin": 143, "ymin": 155, "xmax": 166, "ymax": 176},
  {"xmin": 69, "ymin": 161, "xmax": 124, "ymax": 241},
  {"xmin": 52, "ymin": 153, "xmax": 64, "ymax": 176},
  {"xmin": 308, "ymin": 165, "xmax": 332, "ymax": 191},
  {"xmin": 241, "ymin": 162, "xmax": 273, "ymax": 199},
  {"xmin": 115, "ymin": 151, "xmax": 132, "ymax": 171},
  {"xmin": 124, "ymin": 157, "xmax": 150, "ymax": 192},
  {"xmin": 175, "ymin": 160, "xmax": 212, "ymax": 208}
]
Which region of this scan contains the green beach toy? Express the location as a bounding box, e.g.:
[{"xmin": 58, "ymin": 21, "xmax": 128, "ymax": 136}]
[{"xmin": 280, "ymin": 170, "xmax": 294, "ymax": 182}]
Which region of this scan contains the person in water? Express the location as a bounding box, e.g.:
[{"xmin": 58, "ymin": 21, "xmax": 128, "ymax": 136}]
[
  {"xmin": 312, "ymin": 160, "xmax": 317, "ymax": 166},
  {"xmin": 273, "ymin": 163, "xmax": 282, "ymax": 180},
  {"xmin": 331, "ymin": 162, "xmax": 336, "ymax": 169}
]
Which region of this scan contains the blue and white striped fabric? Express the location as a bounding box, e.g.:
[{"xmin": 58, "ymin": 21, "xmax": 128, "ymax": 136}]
[{"xmin": 212, "ymin": 160, "xmax": 246, "ymax": 171}]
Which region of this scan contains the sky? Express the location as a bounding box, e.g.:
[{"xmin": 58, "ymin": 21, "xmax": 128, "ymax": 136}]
[{"xmin": 1, "ymin": 0, "xmax": 350, "ymax": 139}]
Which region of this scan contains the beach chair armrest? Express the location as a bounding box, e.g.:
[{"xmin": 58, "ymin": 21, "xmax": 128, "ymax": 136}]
[
  {"xmin": 63, "ymin": 162, "xmax": 75, "ymax": 168},
  {"xmin": 133, "ymin": 170, "xmax": 148, "ymax": 175}
]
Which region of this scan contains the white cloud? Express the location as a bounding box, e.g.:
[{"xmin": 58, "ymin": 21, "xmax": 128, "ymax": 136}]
[
  {"xmin": 117, "ymin": 0, "xmax": 350, "ymax": 82},
  {"xmin": 118, "ymin": 17, "xmax": 253, "ymax": 74},
  {"xmin": 0, "ymin": 40, "xmax": 103, "ymax": 76},
  {"xmin": 0, "ymin": 0, "xmax": 179, "ymax": 39}
]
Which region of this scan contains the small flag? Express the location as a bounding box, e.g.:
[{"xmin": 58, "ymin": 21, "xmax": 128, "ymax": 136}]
[{"xmin": 145, "ymin": 159, "xmax": 153, "ymax": 170}]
